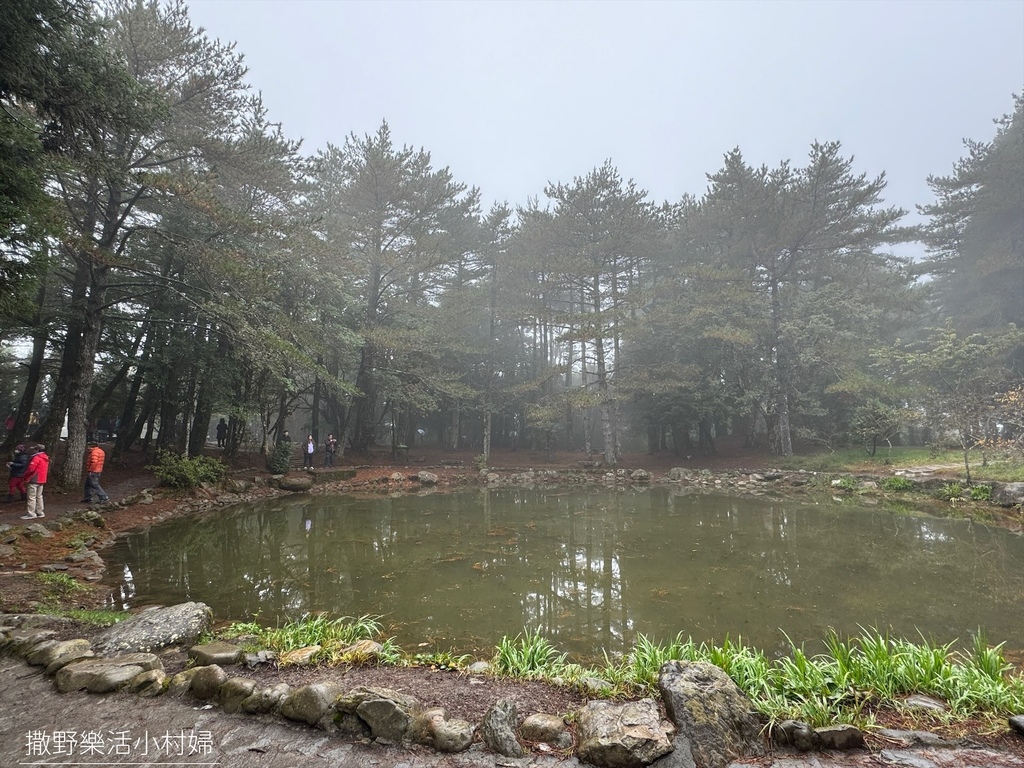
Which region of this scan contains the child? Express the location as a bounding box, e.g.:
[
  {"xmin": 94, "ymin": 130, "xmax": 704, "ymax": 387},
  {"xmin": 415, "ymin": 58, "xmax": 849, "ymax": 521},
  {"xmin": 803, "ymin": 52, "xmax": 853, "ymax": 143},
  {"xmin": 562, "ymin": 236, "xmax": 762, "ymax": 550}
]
[{"xmin": 5, "ymin": 444, "xmax": 28, "ymax": 502}]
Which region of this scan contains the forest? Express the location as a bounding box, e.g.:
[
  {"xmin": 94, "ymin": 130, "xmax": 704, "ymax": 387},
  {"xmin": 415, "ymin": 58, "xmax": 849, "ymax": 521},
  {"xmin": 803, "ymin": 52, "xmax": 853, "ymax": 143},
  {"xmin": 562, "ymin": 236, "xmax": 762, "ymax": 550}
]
[{"xmin": 1, "ymin": 0, "xmax": 1022, "ymax": 490}]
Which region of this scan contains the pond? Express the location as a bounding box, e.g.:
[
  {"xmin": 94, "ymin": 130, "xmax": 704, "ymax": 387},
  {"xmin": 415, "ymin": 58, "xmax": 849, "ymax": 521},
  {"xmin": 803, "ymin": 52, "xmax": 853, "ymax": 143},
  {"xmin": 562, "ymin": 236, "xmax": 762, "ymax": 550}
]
[{"xmin": 102, "ymin": 487, "xmax": 1024, "ymax": 661}]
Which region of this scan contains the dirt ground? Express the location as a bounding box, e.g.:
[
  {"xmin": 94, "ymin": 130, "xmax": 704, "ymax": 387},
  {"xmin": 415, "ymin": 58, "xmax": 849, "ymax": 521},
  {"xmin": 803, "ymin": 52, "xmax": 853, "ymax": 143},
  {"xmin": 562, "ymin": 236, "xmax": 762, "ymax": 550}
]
[{"xmin": 1, "ymin": 439, "xmax": 1022, "ymax": 762}]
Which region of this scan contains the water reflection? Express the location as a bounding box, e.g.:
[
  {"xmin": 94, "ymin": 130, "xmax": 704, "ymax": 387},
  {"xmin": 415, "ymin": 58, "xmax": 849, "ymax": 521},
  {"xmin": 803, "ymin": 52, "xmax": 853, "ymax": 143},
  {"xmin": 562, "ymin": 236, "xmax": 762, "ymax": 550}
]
[{"xmin": 103, "ymin": 488, "xmax": 1024, "ymax": 660}]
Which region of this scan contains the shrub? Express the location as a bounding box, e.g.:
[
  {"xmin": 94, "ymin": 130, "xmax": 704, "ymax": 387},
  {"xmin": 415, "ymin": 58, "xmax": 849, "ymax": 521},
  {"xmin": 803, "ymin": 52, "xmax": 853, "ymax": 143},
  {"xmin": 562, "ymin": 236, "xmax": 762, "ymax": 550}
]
[
  {"xmin": 266, "ymin": 442, "xmax": 293, "ymax": 474},
  {"xmin": 149, "ymin": 450, "xmax": 226, "ymax": 489},
  {"xmin": 938, "ymin": 481, "xmax": 964, "ymax": 502},
  {"xmin": 833, "ymin": 476, "xmax": 857, "ymax": 492},
  {"xmin": 881, "ymin": 476, "xmax": 917, "ymax": 492},
  {"xmin": 969, "ymin": 484, "xmax": 992, "ymax": 501}
]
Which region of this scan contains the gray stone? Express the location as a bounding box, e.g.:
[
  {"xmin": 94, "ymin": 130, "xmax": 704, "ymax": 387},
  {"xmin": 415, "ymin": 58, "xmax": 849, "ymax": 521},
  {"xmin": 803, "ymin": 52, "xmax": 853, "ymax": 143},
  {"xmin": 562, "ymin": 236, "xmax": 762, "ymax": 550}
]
[
  {"xmin": 278, "ymin": 476, "xmax": 314, "ymax": 492},
  {"xmin": 815, "ymin": 723, "xmax": 866, "ymax": 750},
  {"xmin": 650, "ymin": 734, "xmax": 696, "ymax": 768},
  {"xmin": 240, "ymin": 683, "xmax": 291, "ymax": 714},
  {"xmin": 166, "ymin": 667, "xmax": 202, "ymax": 697},
  {"xmin": 188, "ymin": 641, "xmax": 244, "ymax": 666},
  {"xmin": 280, "ymin": 682, "xmax": 345, "ymax": 726},
  {"xmin": 466, "ymin": 660, "xmax": 490, "ymax": 675},
  {"xmin": 26, "ymin": 638, "xmax": 93, "ymax": 673},
  {"xmin": 480, "ymin": 697, "xmax": 525, "ymax": 758},
  {"xmin": 874, "ymin": 729, "xmax": 957, "ymax": 748},
  {"xmin": 220, "ymin": 677, "xmax": 257, "ymax": 713},
  {"xmin": 667, "ymin": 468, "xmax": 695, "ymax": 482},
  {"xmin": 22, "ymin": 523, "xmax": 53, "ymax": 538},
  {"xmin": 357, "ymin": 697, "xmax": 414, "ymax": 743},
  {"xmin": 773, "ymin": 719, "xmax": 821, "ymax": 752},
  {"xmin": 658, "ymin": 660, "xmax": 764, "ymax": 768},
  {"xmin": 904, "ymin": 694, "xmax": 949, "ymax": 712},
  {"xmin": 335, "ymin": 685, "xmax": 421, "ymax": 716},
  {"xmin": 630, "ymin": 469, "xmax": 651, "ymax": 483},
  {"xmin": 222, "ymin": 478, "xmax": 254, "ymax": 493},
  {"xmin": 92, "ymin": 602, "xmax": 212, "ymax": 654},
  {"xmin": 278, "ymin": 645, "xmax": 320, "ymax": 666},
  {"xmin": 189, "ymin": 664, "xmax": 228, "ymax": 700},
  {"xmin": 409, "ymin": 709, "xmax": 473, "ymax": 753},
  {"xmin": 577, "ymin": 698, "xmax": 674, "ymax": 768},
  {"xmin": 0, "ymin": 627, "xmax": 57, "ymax": 656},
  {"xmin": 1009, "ymin": 715, "xmax": 1024, "ymax": 736},
  {"xmin": 877, "ymin": 749, "xmax": 940, "ymax": 768},
  {"xmin": 415, "ymin": 471, "xmax": 439, "ymax": 485},
  {"xmin": 54, "ymin": 653, "xmax": 162, "ymax": 694},
  {"xmin": 127, "ymin": 668, "xmax": 167, "ymax": 697},
  {"xmin": 993, "ymin": 482, "xmax": 1024, "ymax": 507},
  {"xmin": 521, "ymin": 713, "xmax": 571, "ymax": 749}
]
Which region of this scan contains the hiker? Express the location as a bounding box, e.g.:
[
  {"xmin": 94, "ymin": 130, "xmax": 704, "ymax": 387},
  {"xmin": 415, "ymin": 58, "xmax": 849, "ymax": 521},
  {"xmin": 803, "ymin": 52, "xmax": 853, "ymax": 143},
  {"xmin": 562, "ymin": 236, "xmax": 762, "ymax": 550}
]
[
  {"xmin": 323, "ymin": 433, "xmax": 338, "ymax": 467},
  {"xmin": 303, "ymin": 434, "xmax": 315, "ymax": 469},
  {"xmin": 81, "ymin": 441, "xmax": 110, "ymax": 504},
  {"xmin": 5, "ymin": 444, "xmax": 28, "ymax": 503},
  {"xmin": 21, "ymin": 444, "xmax": 48, "ymax": 520},
  {"xmin": 216, "ymin": 417, "xmax": 228, "ymax": 448}
]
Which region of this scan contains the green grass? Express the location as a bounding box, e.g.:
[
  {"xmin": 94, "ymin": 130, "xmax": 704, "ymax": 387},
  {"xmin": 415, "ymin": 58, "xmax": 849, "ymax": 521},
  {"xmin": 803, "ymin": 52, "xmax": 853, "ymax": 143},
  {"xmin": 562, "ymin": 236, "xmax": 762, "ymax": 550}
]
[
  {"xmin": 42, "ymin": 607, "xmax": 129, "ymax": 626},
  {"xmin": 777, "ymin": 446, "xmax": 1024, "ymax": 482},
  {"xmin": 215, "ymin": 613, "xmax": 1023, "ymax": 730}
]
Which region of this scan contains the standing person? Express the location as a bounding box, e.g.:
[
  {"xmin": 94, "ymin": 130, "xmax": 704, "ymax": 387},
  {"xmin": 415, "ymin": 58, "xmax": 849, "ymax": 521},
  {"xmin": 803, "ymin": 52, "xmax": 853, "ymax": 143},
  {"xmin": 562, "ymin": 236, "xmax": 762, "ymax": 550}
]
[
  {"xmin": 323, "ymin": 433, "xmax": 338, "ymax": 467},
  {"xmin": 216, "ymin": 418, "xmax": 228, "ymax": 448},
  {"xmin": 20, "ymin": 444, "xmax": 48, "ymax": 520},
  {"xmin": 81, "ymin": 441, "xmax": 110, "ymax": 504},
  {"xmin": 5, "ymin": 444, "xmax": 28, "ymax": 503},
  {"xmin": 278, "ymin": 430, "xmax": 291, "ymax": 446},
  {"xmin": 304, "ymin": 434, "xmax": 315, "ymax": 470}
]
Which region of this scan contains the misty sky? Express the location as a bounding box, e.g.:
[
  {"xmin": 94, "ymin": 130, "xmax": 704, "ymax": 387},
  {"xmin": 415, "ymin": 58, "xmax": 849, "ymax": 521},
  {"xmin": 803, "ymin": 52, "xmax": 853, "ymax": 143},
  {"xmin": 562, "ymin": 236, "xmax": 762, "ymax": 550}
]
[{"xmin": 187, "ymin": 0, "xmax": 1023, "ymax": 252}]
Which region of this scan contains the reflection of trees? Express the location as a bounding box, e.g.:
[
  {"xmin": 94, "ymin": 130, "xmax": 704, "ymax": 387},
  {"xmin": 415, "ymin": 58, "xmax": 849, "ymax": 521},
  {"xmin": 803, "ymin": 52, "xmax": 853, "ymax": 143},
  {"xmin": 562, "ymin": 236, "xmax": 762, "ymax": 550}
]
[{"xmin": 104, "ymin": 488, "xmax": 1024, "ymax": 658}]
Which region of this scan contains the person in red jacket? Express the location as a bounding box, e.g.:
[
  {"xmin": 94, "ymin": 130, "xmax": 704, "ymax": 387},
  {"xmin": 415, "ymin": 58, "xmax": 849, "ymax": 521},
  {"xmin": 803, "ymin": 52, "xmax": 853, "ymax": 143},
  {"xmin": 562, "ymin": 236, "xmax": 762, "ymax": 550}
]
[
  {"xmin": 81, "ymin": 441, "xmax": 109, "ymax": 504},
  {"xmin": 21, "ymin": 444, "xmax": 48, "ymax": 520}
]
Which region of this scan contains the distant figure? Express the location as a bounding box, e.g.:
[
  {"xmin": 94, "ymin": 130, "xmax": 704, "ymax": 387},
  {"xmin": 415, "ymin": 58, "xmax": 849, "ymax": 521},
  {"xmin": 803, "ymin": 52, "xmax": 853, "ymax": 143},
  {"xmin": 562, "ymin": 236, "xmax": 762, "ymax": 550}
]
[
  {"xmin": 81, "ymin": 441, "xmax": 110, "ymax": 504},
  {"xmin": 5, "ymin": 443, "xmax": 28, "ymax": 503},
  {"xmin": 216, "ymin": 418, "xmax": 228, "ymax": 448},
  {"xmin": 4, "ymin": 412, "xmax": 15, "ymax": 434},
  {"xmin": 21, "ymin": 444, "xmax": 48, "ymax": 520},
  {"xmin": 278, "ymin": 429, "xmax": 291, "ymax": 446},
  {"xmin": 304, "ymin": 434, "xmax": 315, "ymax": 470},
  {"xmin": 323, "ymin": 433, "xmax": 338, "ymax": 467}
]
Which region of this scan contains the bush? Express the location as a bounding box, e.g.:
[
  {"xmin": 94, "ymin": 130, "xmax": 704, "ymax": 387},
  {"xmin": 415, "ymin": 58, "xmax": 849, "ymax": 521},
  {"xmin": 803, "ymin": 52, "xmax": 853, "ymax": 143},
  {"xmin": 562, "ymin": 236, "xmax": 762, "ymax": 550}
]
[
  {"xmin": 149, "ymin": 450, "xmax": 226, "ymax": 489},
  {"xmin": 266, "ymin": 442, "xmax": 293, "ymax": 474},
  {"xmin": 938, "ymin": 481, "xmax": 964, "ymax": 502},
  {"xmin": 970, "ymin": 484, "xmax": 992, "ymax": 501},
  {"xmin": 881, "ymin": 476, "xmax": 916, "ymax": 492}
]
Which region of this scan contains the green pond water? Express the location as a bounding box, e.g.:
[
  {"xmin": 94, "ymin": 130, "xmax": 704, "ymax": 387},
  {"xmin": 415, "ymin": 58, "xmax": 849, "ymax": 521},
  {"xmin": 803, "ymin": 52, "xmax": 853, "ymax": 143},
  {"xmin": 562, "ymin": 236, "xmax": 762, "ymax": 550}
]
[{"xmin": 102, "ymin": 487, "xmax": 1024, "ymax": 661}]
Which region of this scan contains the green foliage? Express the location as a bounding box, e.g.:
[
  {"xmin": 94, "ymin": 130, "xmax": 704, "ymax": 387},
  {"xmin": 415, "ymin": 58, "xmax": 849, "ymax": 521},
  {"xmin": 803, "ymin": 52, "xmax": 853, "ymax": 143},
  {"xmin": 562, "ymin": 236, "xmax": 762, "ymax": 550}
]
[
  {"xmin": 474, "ymin": 454, "xmax": 488, "ymax": 471},
  {"xmin": 833, "ymin": 476, "xmax": 857, "ymax": 492},
  {"xmin": 223, "ymin": 614, "xmax": 398, "ymax": 665},
  {"xmin": 881, "ymin": 476, "xmax": 917, "ymax": 492},
  {"xmin": 266, "ymin": 442, "xmax": 293, "ymax": 474},
  {"xmin": 408, "ymin": 648, "xmax": 472, "ymax": 671},
  {"xmin": 938, "ymin": 482, "xmax": 964, "ymax": 502},
  {"xmin": 493, "ymin": 629, "xmax": 568, "ymax": 678},
  {"xmin": 969, "ymin": 484, "xmax": 993, "ymax": 501},
  {"xmin": 36, "ymin": 572, "xmax": 87, "ymax": 594},
  {"xmin": 148, "ymin": 451, "xmax": 226, "ymax": 490},
  {"xmin": 42, "ymin": 608, "xmax": 128, "ymax": 626}
]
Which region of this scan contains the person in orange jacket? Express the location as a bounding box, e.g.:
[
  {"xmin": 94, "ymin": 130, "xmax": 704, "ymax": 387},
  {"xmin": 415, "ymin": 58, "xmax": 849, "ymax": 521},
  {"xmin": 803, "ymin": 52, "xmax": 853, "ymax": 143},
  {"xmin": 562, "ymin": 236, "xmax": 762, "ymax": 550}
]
[
  {"xmin": 21, "ymin": 444, "xmax": 48, "ymax": 520},
  {"xmin": 81, "ymin": 441, "xmax": 110, "ymax": 504}
]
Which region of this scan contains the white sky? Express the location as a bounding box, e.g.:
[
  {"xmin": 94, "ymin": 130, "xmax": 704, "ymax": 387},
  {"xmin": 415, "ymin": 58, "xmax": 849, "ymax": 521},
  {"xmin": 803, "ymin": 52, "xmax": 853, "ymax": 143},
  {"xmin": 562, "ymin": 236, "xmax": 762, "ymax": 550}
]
[{"xmin": 187, "ymin": 0, "xmax": 1024, "ymax": 245}]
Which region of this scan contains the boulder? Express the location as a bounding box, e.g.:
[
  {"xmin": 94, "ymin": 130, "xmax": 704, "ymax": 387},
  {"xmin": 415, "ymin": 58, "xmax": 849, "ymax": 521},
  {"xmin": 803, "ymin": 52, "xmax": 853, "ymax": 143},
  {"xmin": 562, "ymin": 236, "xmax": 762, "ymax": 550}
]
[
  {"xmin": 54, "ymin": 653, "xmax": 162, "ymax": 694},
  {"xmin": 335, "ymin": 686, "xmax": 422, "ymax": 742},
  {"xmin": 240, "ymin": 683, "xmax": 291, "ymax": 714},
  {"xmin": 220, "ymin": 677, "xmax": 258, "ymax": 713},
  {"xmin": 815, "ymin": 724, "xmax": 866, "ymax": 750},
  {"xmin": 993, "ymin": 482, "xmax": 1024, "ymax": 507},
  {"xmin": 772, "ymin": 719, "xmax": 820, "ymax": 752},
  {"xmin": 280, "ymin": 682, "xmax": 345, "ymax": 727},
  {"xmin": 414, "ymin": 471, "xmax": 439, "ymax": 485},
  {"xmin": 26, "ymin": 638, "xmax": 91, "ymax": 670},
  {"xmin": 480, "ymin": 697, "xmax": 524, "ymax": 758},
  {"xmin": 409, "ymin": 708, "xmax": 474, "ymax": 753},
  {"xmin": 167, "ymin": 667, "xmax": 202, "ymax": 697},
  {"xmin": 657, "ymin": 660, "xmax": 764, "ymax": 768},
  {"xmin": 576, "ymin": 698, "xmax": 674, "ymax": 768},
  {"xmin": 630, "ymin": 469, "xmax": 651, "ymax": 483},
  {"xmin": 190, "ymin": 664, "xmax": 228, "ymax": 700},
  {"xmin": 667, "ymin": 468, "xmax": 694, "ymax": 482},
  {"xmin": 1009, "ymin": 715, "xmax": 1024, "ymax": 736},
  {"xmin": 521, "ymin": 713, "xmax": 572, "ymax": 750},
  {"xmin": 188, "ymin": 641, "xmax": 244, "ymax": 667},
  {"xmin": 92, "ymin": 602, "xmax": 212, "ymax": 655},
  {"xmin": 278, "ymin": 475, "xmax": 315, "ymax": 492},
  {"xmin": 278, "ymin": 645, "xmax": 320, "ymax": 666},
  {"xmin": 127, "ymin": 668, "xmax": 167, "ymax": 697}
]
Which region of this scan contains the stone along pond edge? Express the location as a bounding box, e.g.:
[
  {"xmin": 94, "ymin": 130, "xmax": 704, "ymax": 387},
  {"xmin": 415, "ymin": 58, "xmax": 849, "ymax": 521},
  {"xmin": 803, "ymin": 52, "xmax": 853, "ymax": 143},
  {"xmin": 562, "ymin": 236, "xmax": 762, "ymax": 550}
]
[{"xmin": 2, "ymin": 604, "xmax": 1024, "ymax": 768}]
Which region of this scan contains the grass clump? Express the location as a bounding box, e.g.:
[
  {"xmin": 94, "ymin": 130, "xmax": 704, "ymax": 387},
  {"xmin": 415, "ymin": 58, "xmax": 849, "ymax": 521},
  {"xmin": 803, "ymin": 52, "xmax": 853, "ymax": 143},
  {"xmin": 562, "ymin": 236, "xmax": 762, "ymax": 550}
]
[
  {"xmin": 493, "ymin": 628, "xmax": 568, "ymax": 679},
  {"xmin": 969, "ymin": 484, "xmax": 992, "ymax": 501},
  {"xmin": 224, "ymin": 614, "xmax": 401, "ymax": 665},
  {"xmin": 43, "ymin": 607, "xmax": 128, "ymax": 626},
  {"xmin": 938, "ymin": 481, "xmax": 964, "ymax": 502},
  {"xmin": 881, "ymin": 476, "xmax": 917, "ymax": 492}
]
